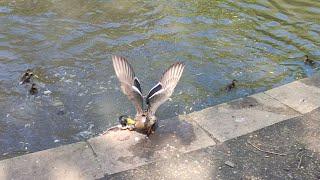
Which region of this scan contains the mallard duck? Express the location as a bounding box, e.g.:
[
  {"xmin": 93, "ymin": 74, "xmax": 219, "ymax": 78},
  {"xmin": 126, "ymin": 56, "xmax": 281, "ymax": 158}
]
[
  {"xmin": 19, "ymin": 69, "xmax": 34, "ymax": 85},
  {"xmin": 112, "ymin": 55, "xmax": 185, "ymax": 135},
  {"xmin": 226, "ymin": 79, "xmax": 238, "ymax": 91},
  {"xmin": 29, "ymin": 83, "xmax": 38, "ymax": 95},
  {"xmin": 304, "ymin": 55, "xmax": 315, "ymax": 66}
]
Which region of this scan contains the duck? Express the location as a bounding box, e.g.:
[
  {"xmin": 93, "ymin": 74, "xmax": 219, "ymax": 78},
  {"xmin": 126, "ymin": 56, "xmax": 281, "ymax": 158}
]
[
  {"xmin": 226, "ymin": 79, "xmax": 238, "ymax": 91},
  {"xmin": 19, "ymin": 69, "xmax": 34, "ymax": 85},
  {"xmin": 29, "ymin": 83, "xmax": 38, "ymax": 95},
  {"xmin": 112, "ymin": 55, "xmax": 185, "ymax": 135},
  {"xmin": 304, "ymin": 55, "xmax": 315, "ymax": 66}
]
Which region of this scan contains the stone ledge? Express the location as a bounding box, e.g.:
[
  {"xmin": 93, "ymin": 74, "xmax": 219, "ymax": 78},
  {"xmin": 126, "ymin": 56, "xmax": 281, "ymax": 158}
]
[
  {"xmin": 88, "ymin": 116, "xmax": 216, "ymax": 175},
  {"xmin": 265, "ymin": 79, "xmax": 320, "ymax": 114},
  {"xmin": 1, "ymin": 74, "xmax": 320, "ymax": 180},
  {"xmin": 104, "ymin": 108, "xmax": 320, "ymax": 180},
  {"xmin": 0, "ymin": 117, "xmax": 215, "ymax": 179},
  {"xmin": 186, "ymin": 92, "xmax": 300, "ymax": 142},
  {"xmin": 0, "ymin": 142, "xmax": 102, "ymax": 180}
]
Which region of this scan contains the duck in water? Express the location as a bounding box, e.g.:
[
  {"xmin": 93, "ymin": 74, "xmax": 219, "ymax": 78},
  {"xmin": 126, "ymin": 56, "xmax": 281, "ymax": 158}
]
[
  {"xmin": 304, "ymin": 55, "xmax": 315, "ymax": 66},
  {"xmin": 29, "ymin": 83, "xmax": 38, "ymax": 95},
  {"xmin": 112, "ymin": 56, "xmax": 185, "ymax": 136},
  {"xmin": 226, "ymin": 79, "xmax": 238, "ymax": 92},
  {"xmin": 19, "ymin": 69, "xmax": 34, "ymax": 85}
]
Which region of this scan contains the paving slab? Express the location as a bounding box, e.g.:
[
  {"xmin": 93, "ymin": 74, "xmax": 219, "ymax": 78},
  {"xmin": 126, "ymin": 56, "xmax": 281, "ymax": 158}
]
[
  {"xmin": 185, "ymin": 92, "xmax": 300, "ymax": 142},
  {"xmin": 265, "ymin": 79, "xmax": 320, "ymax": 114},
  {"xmin": 0, "ymin": 142, "xmax": 102, "ymax": 180},
  {"xmin": 88, "ymin": 117, "xmax": 215, "ymax": 175},
  {"xmin": 105, "ymin": 108, "xmax": 320, "ymax": 180}
]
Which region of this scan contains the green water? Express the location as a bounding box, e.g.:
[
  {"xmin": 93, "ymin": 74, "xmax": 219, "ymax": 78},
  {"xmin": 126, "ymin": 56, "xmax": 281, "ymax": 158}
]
[{"xmin": 0, "ymin": 0, "xmax": 319, "ymax": 158}]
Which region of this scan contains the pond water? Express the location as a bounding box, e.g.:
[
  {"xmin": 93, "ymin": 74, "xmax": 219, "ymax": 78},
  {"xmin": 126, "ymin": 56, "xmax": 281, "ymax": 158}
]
[{"xmin": 0, "ymin": 0, "xmax": 319, "ymax": 159}]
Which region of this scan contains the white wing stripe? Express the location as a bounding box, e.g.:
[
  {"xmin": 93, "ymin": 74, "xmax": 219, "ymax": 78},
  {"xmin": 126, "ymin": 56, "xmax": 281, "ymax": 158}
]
[
  {"xmin": 134, "ymin": 77, "xmax": 140, "ymax": 83},
  {"xmin": 132, "ymin": 86, "xmax": 142, "ymax": 96},
  {"xmin": 148, "ymin": 82, "xmax": 161, "ymax": 95},
  {"xmin": 149, "ymin": 88, "xmax": 164, "ymax": 99}
]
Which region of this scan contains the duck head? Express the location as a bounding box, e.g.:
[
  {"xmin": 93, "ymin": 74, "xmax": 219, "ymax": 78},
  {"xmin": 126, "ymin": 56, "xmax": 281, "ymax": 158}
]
[
  {"xmin": 118, "ymin": 115, "xmax": 136, "ymax": 127},
  {"xmin": 25, "ymin": 69, "xmax": 33, "ymax": 78},
  {"xmin": 304, "ymin": 55, "xmax": 309, "ymax": 62},
  {"xmin": 232, "ymin": 79, "xmax": 238, "ymax": 84}
]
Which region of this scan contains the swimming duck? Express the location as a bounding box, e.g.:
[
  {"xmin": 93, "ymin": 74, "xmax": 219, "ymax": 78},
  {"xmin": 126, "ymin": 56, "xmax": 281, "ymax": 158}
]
[
  {"xmin": 112, "ymin": 55, "xmax": 185, "ymax": 135},
  {"xmin": 226, "ymin": 79, "xmax": 238, "ymax": 91},
  {"xmin": 19, "ymin": 69, "xmax": 34, "ymax": 85},
  {"xmin": 29, "ymin": 83, "xmax": 38, "ymax": 95},
  {"xmin": 304, "ymin": 55, "xmax": 315, "ymax": 66}
]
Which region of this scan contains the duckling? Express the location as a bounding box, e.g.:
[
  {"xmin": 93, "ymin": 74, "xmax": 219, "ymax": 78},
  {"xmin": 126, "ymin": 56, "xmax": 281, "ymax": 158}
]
[
  {"xmin": 304, "ymin": 55, "xmax": 315, "ymax": 66},
  {"xmin": 19, "ymin": 69, "xmax": 34, "ymax": 85},
  {"xmin": 226, "ymin": 79, "xmax": 238, "ymax": 91},
  {"xmin": 29, "ymin": 83, "xmax": 38, "ymax": 95},
  {"xmin": 112, "ymin": 55, "xmax": 185, "ymax": 136}
]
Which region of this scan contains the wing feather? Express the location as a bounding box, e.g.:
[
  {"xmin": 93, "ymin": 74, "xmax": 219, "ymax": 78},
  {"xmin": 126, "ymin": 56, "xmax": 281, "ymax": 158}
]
[
  {"xmin": 146, "ymin": 62, "xmax": 185, "ymax": 114},
  {"xmin": 112, "ymin": 56, "xmax": 143, "ymax": 114}
]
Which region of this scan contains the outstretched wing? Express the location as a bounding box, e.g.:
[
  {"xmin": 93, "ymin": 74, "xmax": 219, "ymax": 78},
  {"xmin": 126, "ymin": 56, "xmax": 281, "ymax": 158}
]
[
  {"xmin": 112, "ymin": 55, "xmax": 143, "ymax": 115},
  {"xmin": 146, "ymin": 62, "xmax": 185, "ymax": 115}
]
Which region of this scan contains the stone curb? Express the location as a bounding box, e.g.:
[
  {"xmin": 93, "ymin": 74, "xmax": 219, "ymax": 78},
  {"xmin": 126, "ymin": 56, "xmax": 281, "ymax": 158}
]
[{"xmin": 0, "ymin": 74, "xmax": 319, "ymax": 180}]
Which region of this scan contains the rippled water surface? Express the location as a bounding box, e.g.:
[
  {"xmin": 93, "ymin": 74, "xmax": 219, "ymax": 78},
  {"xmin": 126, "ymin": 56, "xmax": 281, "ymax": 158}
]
[{"xmin": 0, "ymin": 0, "xmax": 320, "ymax": 158}]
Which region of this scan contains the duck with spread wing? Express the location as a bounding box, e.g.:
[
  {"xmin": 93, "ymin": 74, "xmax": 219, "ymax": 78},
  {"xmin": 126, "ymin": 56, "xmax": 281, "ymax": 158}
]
[{"xmin": 112, "ymin": 56, "xmax": 185, "ymax": 135}]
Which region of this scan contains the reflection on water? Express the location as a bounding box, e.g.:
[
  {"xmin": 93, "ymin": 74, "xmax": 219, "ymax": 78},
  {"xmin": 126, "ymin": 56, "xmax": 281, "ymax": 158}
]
[{"xmin": 0, "ymin": 0, "xmax": 319, "ymax": 158}]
